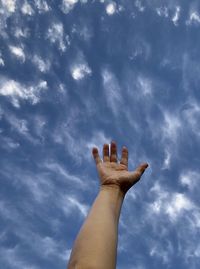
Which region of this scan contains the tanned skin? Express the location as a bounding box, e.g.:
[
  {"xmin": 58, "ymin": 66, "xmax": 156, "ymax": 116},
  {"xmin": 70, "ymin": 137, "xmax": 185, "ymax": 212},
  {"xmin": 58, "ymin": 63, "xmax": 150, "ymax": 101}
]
[{"xmin": 67, "ymin": 141, "xmax": 148, "ymax": 269}]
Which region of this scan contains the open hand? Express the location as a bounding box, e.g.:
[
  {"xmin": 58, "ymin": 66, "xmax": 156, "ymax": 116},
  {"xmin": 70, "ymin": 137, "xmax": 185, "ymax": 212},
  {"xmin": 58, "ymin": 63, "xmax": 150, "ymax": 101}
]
[{"xmin": 92, "ymin": 141, "xmax": 148, "ymax": 195}]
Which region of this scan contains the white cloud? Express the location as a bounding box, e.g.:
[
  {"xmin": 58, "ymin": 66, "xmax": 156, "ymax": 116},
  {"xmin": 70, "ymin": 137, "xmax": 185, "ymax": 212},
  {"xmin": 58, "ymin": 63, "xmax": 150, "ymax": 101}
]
[
  {"xmin": 6, "ymin": 225, "xmax": 70, "ymax": 264},
  {"xmin": 21, "ymin": 1, "xmax": 34, "ymax": 15},
  {"xmin": 32, "ymin": 55, "xmax": 50, "ymax": 73},
  {"xmin": 0, "ymin": 245, "xmax": 40, "ymax": 269},
  {"xmin": 61, "ymin": 0, "xmax": 87, "ymax": 14},
  {"xmin": 191, "ymin": 211, "xmax": 200, "ymax": 229},
  {"xmin": 0, "ymin": 57, "xmax": 4, "ymax": 66},
  {"xmin": 61, "ymin": 0, "xmax": 88, "ymax": 14},
  {"xmin": 71, "ymin": 23, "xmax": 92, "ymax": 42},
  {"xmin": 47, "ymin": 22, "xmax": 66, "ymax": 52},
  {"xmin": 61, "ymin": 0, "xmax": 78, "ymax": 14},
  {"xmin": 106, "ymin": 2, "xmax": 117, "ymax": 16},
  {"xmin": 34, "ymin": 0, "xmax": 50, "ymax": 13},
  {"xmin": 156, "ymin": 6, "xmax": 169, "ymax": 18},
  {"xmin": 172, "ymin": 6, "xmax": 181, "ymax": 26},
  {"xmin": 102, "ymin": 68, "xmax": 123, "ymax": 116},
  {"xmin": 70, "ymin": 50, "xmax": 92, "ymax": 80},
  {"xmin": 0, "ymin": 136, "xmax": 20, "ymax": 151},
  {"xmin": 14, "ymin": 28, "xmax": 30, "ymax": 38},
  {"xmin": 27, "ymin": 114, "xmax": 46, "ymax": 140},
  {"xmin": 182, "ymin": 100, "xmax": 200, "ymax": 135},
  {"xmin": 71, "ymin": 63, "xmax": 92, "ymax": 80},
  {"xmin": 137, "ymin": 75, "xmax": 152, "ymax": 96},
  {"xmin": 87, "ymin": 131, "xmax": 111, "ymax": 161},
  {"xmin": 5, "ymin": 163, "xmax": 54, "ymax": 202},
  {"xmin": 86, "ymin": 130, "xmax": 111, "ymax": 152},
  {"xmin": 0, "ymin": 1, "xmax": 17, "ymax": 39},
  {"xmin": 58, "ymin": 83, "xmax": 67, "ymax": 94},
  {"xmin": 0, "ymin": 202, "xmax": 70, "ymax": 267},
  {"xmin": 128, "ymin": 38, "xmax": 151, "ymax": 62},
  {"xmin": 53, "ymin": 112, "xmax": 110, "ymax": 165},
  {"xmin": 135, "ymin": 0, "xmax": 145, "ymax": 12},
  {"xmin": 9, "ymin": 46, "xmax": 25, "ymax": 62},
  {"xmin": 179, "ymin": 170, "xmax": 200, "ymax": 191},
  {"xmin": 149, "ymin": 183, "xmax": 195, "ymax": 222},
  {"xmin": 32, "ymin": 233, "xmax": 70, "ymax": 262},
  {"xmin": 24, "ymin": 174, "xmax": 51, "ymax": 203},
  {"xmin": 186, "ymin": 11, "xmax": 200, "ymax": 25},
  {"xmin": 60, "ymin": 249, "xmax": 71, "ymax": 262},
  {"xmin": 61, "ymin": 194, "xmax": 89, "ymax": 217},
  {"xmin": 0, "ymin": 78, "xmax": 47, "ymax": 108},
  {"xmin": 149, "ymin": 240, "xmax": 173, "ymax": 264},
  {"xmin": 162, "ymin": 111, "xmax": 181, "ymax": 141},
  {"xmin": 0, "ymin": 200, "xmax": 20, "ymax": 221},
  {"xmin": 166, "ymin": 193, "xmax": 194, "ymax": 221},
  {"xmin": 68, "ymin": 196, "xmax": 89, "ymax": 216},
  {"xmin": 1, "ymin": 0, "xmax": 16, "ymax": 13},
  {"xmin": 162, "ymin": 148, "xmax": 171, "ymax": 169},
  {"xmin": 3, "ymin": 113, "xmax": 31, "ymax": 140},
  {"xmin": 43, "ymin": 161, "xmax": 87, "ymax": 189}
]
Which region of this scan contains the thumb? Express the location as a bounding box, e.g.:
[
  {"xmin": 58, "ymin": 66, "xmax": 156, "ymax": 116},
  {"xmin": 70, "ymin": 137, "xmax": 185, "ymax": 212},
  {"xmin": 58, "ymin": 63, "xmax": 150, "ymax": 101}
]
[
  {"xmin": 129, "ymin": 162, "xmax": 149, "ymax": 182},
  {"xmin": 136, "ymin": 162, "xmax": 149, "ymax": 175}
]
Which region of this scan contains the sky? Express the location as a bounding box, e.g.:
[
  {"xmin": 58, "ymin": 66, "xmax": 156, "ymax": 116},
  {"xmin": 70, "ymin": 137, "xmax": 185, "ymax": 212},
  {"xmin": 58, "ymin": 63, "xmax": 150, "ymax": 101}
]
[{"xmin": 0, "ymin": 0, "xmax": 200, "ymax": 268}]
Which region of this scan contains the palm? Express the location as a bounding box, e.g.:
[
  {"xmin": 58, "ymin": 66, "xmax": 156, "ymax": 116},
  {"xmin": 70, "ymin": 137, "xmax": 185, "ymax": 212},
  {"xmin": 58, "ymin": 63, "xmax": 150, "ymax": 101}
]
[
  {"xmin": 97, "ymin": 162, "xmax": 132, "ymax": 184},
  {"xmin": 92, "ymin": 141, "xmax": 148, "ymax": 194}
]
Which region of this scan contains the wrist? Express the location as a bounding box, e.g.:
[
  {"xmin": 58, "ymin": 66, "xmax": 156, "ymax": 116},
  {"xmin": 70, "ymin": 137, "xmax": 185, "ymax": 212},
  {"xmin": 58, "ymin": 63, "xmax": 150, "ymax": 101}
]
[{"xmin": 100, "ymin": 184, "xmax": 126, "ymax": 200}]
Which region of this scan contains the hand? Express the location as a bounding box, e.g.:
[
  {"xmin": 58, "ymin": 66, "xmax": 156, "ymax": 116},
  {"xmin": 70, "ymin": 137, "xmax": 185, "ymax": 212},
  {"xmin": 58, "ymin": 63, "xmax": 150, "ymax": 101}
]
[{"xmin": 92, "ymin": 141, "xmax": 148, "ymax": 195}]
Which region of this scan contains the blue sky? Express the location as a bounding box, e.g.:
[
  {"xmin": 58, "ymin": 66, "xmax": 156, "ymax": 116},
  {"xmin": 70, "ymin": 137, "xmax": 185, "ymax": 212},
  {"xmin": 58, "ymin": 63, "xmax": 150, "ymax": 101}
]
[{"xmin": 0, "ymin": 0, "xmax": 200, "ymax": 268}]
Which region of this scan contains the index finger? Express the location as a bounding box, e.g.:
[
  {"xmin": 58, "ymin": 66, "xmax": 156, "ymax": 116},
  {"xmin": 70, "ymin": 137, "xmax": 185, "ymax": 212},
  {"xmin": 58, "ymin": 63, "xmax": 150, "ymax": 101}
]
[{"xmin": 92, "ymin": 147, "xmax": 102, "ymax": 165}]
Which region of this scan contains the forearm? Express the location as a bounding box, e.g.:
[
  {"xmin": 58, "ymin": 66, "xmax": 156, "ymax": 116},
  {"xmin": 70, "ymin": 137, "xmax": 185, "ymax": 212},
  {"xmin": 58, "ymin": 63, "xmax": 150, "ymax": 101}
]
[{"xmin": 67, "ymin": 186, "xmax": 125, "ymax": 269}]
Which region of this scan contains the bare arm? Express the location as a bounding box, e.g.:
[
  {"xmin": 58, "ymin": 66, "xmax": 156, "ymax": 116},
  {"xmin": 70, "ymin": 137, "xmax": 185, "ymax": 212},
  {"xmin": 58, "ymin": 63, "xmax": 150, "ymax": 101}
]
[{"xmin": 67, "ymin": 141, "xmax": 148, "ymax": 269}]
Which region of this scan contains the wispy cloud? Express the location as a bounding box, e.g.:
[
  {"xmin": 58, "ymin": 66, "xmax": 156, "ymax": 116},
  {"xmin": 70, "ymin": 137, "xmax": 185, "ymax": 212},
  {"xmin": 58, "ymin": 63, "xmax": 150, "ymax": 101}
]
[
  {"xmin": 148, "ymin": 183, "xmax": 196, "ymax": 222},
  {"xmin": 71, "ymin": 21, "xmax": 93, "ymax": 42},
  {"xmin": 0, "ymin": 78, "xmax": 47, "ymax": 108},
  {"xmin": 1, "ymin": 1, "xmax": 200, "ymax": 269},
  {"xmin": 60, "ymin": 0, "xmax": 88, "ymax": 14},
  {"xmin": 59, "ymin": 195, "xmax": 89, "ymax": 217},
  {"xmin": 42, "ymin": 160, "xmax": 88, "ymax": 189},
  {"xmin": 186, "ymin": 11, "xmax": 200, "ymax": 25},
  {"xmin": 149, "ymin": 239, "xmax": 174, "ymax": 264},
  {"xmin": 1, "ymin": 0, "xmax": 16, "ymax": 13},
  {"xmin": 135, "ymin": 0, "xmax": 145, "ymax": 12},
  {"xmin": 102, "ymin": 67, "xmax": 123, "ymax": 116},
  {"xmin": 172, "ymin": 6, "xmax": 181, "ymax": 26},
  {"xmin": 0, "ymin": 53, "xmax": 5, "ymax": 66},
  {"xmin": 46, "ymin": 22, "xmax": 67, "ymax": 52},
  {"xmin": 61, "ymin": 0, "xmax": 78, "ymax": 14},
  {"xmin": 179, "ymin": 170, "xmax": 200, "ymax": 191},
  {"xmin": 34, "ymin": 0, "xmax": 50, "ymax": 13},
  {"xmin": 0, "ymin": 245, "xmax": 40, "ymax": 269},
  {"xmin": 162, "ymin": 110, "xmax": 181, "ymax": 142},
  {"xmin": 32, "ymin": 54, "xmax": 50, "ymax": 73},
  {"xmin": 161, "ymin": 147, "xmax": 171, "ymax": 170},
  {"xmin": 21, "ymin": 1, "xmax": 34, "ymax": 15},
  {"xmin": 14, "ymin": 27, "xmax": 30, "ymax": 38},
  {"xmin": 156, "ymin": 6, "xmax": 169, "ymax": 18},
  {"xmin": 53, "ymin": 112, "xmax": 110, "ymax": 164},
  {"xmin": 0, "ymin": 136, "xmax": 20, "ymax": 151},
  {"xmin": 181, "ymin": 99, "xmax": 200, "ymax": 136},
  {"xmin": 155, "ymin": 5, "xmax": 181, "ymax": 26},
  {"xmin": 9, "ymin": 45, "xmax": 26, "ymax": 62}
]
